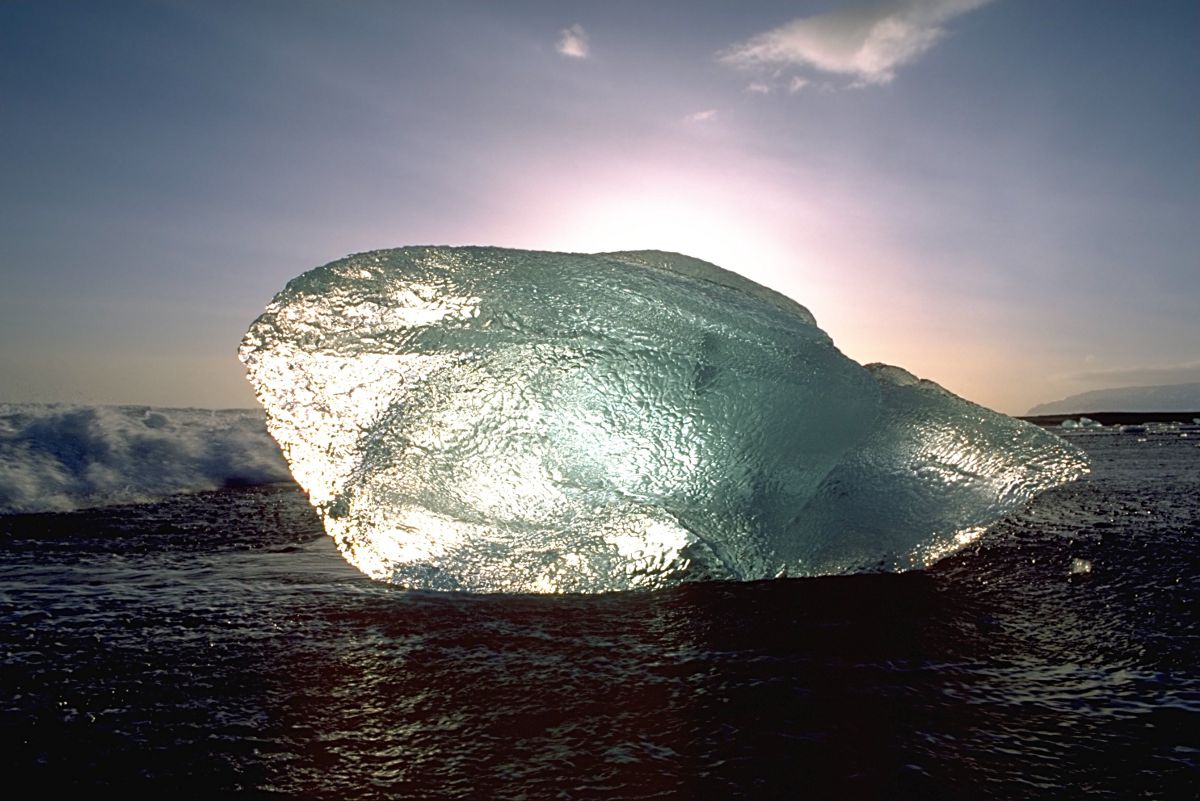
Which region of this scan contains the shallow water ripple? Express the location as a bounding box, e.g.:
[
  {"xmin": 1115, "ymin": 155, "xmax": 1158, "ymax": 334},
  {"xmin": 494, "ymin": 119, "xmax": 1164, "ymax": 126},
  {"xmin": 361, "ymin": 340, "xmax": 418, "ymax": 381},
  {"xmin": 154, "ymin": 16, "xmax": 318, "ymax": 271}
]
[{"xmin": 1, "ymin": 428, "xmax": 1196, "ymax": 798}]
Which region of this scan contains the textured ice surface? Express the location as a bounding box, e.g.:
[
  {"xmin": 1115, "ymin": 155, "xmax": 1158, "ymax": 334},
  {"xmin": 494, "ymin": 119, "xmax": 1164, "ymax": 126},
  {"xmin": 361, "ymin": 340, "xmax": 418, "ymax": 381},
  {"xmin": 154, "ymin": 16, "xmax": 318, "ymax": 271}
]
[
  {"xmin": 240, "ymin": 247, "xmax": 1088, "ymax": 593},
  {"xmin": 786, "ymin": 365, "xmax": 1090, "ymax": 574}
]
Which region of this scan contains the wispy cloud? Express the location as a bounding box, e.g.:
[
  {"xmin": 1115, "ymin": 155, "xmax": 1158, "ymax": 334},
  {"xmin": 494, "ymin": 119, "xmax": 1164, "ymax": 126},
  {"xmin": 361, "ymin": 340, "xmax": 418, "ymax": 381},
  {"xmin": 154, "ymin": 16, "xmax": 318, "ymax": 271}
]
[
  {"xmin": 1066, "ymin": 360, "xmax": 1200, "ymax": 387},
  {"xmin": 684, "ymin": 109, "xmax": 718, "ymax": 123},
  {"xmin": 556, "ymin": 23, "xmax": 590, "ymax": 59},
  {"xmin": 719, "ymin": 0, "xmax": 991, "ymax": 87},
  {"xmin": 746, "ymin": 82, "xmax": 771, "ymax": 95}
]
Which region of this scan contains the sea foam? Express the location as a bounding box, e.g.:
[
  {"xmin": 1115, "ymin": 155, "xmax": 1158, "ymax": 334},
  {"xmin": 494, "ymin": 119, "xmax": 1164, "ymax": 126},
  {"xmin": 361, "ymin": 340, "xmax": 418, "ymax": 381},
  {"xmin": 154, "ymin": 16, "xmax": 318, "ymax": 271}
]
[{"xmin": 0, "ymin": 404, "xmax": 289, "ymax": 514}]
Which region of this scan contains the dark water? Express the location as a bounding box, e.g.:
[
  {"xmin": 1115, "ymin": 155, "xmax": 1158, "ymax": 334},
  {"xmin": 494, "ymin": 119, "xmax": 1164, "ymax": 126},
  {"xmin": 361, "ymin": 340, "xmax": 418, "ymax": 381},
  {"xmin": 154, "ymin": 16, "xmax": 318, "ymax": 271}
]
[{"xmin": 2, "ymin": 428, "xmax": 1197, "ymax": 799}]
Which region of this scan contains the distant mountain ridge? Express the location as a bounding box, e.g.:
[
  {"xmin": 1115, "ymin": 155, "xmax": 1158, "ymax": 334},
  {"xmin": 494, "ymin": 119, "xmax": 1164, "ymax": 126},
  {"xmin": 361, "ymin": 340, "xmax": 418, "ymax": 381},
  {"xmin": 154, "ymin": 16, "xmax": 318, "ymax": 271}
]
[{"xmin": 1028, "ymin": 382, "xmax": 1200, "ymax": 415}]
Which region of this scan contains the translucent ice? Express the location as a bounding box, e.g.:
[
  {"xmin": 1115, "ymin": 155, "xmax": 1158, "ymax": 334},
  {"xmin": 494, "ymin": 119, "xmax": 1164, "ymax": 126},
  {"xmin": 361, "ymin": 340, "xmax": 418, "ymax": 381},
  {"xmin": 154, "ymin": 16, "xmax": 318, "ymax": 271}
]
[{"xmin": 240, "ymin": 247, "xmax": 1088, "ymax": 593}]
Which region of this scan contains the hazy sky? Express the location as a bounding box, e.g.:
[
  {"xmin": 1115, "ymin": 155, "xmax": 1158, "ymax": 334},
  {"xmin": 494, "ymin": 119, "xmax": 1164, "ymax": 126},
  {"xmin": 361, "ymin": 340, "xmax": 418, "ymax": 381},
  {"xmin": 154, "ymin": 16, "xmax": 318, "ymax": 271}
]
[{"xmin": 2, "ymin": 0, "xmax": 1196, "ymax": 414}]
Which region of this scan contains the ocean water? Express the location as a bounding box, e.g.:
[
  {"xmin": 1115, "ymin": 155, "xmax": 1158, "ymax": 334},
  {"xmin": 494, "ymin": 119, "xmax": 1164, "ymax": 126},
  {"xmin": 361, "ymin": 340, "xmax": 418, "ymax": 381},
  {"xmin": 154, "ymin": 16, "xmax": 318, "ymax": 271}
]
[{"xmin": 1, "ymin": 426, "xmax": 1196, "ymax": 799}]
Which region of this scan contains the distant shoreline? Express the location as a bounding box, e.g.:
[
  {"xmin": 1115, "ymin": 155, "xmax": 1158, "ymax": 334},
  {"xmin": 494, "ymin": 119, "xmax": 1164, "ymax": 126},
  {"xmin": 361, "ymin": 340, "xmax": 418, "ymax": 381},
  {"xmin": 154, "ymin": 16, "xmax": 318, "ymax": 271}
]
[{"xmin": 1020, "ymin": 411, "xmax": 1200, "ymax": 427}]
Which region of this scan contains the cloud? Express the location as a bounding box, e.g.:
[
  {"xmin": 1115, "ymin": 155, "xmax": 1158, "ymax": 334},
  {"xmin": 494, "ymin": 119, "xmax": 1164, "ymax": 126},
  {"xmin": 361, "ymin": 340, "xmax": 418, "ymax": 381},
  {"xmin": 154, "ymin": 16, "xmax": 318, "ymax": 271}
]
[
  {"xmin": 719, "ymin": 0, "xmax": 991, "ymax": 86},
  {"xmin": 684, "ymin": 109, "xmax": 718, "ymax": 123},
  {"xmin": 1066, "ymin": 360, "xmax": 1200, "ymax": 387},
  {"xmin": 746, "ymin": 82, "xmax": 771, "ymax": 94},
  {"xmin": 556, "ymin": 23, "xmax": 589, "ymax": 58},
  {"xmin": 788, "ymin": 76, "xmax": 810, "ymax": 93}
]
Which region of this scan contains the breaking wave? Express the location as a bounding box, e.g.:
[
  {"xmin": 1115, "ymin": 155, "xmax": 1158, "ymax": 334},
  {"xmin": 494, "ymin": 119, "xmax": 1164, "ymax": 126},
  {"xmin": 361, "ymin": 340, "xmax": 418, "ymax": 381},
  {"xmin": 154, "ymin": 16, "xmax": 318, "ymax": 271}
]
[{"xmin": 0, "ymin": 404, "xmax": 290, "ymax": 514}]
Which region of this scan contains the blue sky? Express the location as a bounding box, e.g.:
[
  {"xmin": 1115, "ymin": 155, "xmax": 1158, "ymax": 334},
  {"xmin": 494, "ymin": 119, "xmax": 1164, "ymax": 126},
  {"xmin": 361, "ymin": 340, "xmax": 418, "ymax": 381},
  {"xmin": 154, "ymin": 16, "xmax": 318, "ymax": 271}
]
[{"xmin": 1, "ymin": 0, "xmax": 1196, "ymax": 414}]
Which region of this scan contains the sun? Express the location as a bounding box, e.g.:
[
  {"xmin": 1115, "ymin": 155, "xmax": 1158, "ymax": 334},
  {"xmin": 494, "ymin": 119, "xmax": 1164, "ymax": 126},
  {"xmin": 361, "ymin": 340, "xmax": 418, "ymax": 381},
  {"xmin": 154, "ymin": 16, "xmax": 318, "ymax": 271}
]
[{"xmin": 537, "ymin": 180, "xmax": 788, "ymax": 286}]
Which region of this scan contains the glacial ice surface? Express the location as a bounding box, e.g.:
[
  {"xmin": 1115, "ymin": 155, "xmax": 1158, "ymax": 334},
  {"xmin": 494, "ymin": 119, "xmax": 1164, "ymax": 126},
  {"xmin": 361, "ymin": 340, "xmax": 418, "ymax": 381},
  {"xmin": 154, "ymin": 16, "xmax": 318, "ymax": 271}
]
[{"xmin": 240, "ymin": 247, "xmax": 1088, "ymax": 593}]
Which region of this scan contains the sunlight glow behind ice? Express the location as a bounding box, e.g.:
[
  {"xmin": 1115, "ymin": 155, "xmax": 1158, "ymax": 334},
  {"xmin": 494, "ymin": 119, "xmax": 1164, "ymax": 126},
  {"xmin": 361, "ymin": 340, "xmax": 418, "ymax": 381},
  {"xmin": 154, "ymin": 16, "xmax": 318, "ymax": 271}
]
[{"xmin": 240, "ymin": 247, "xmax": 1088, "ymax": 593}]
